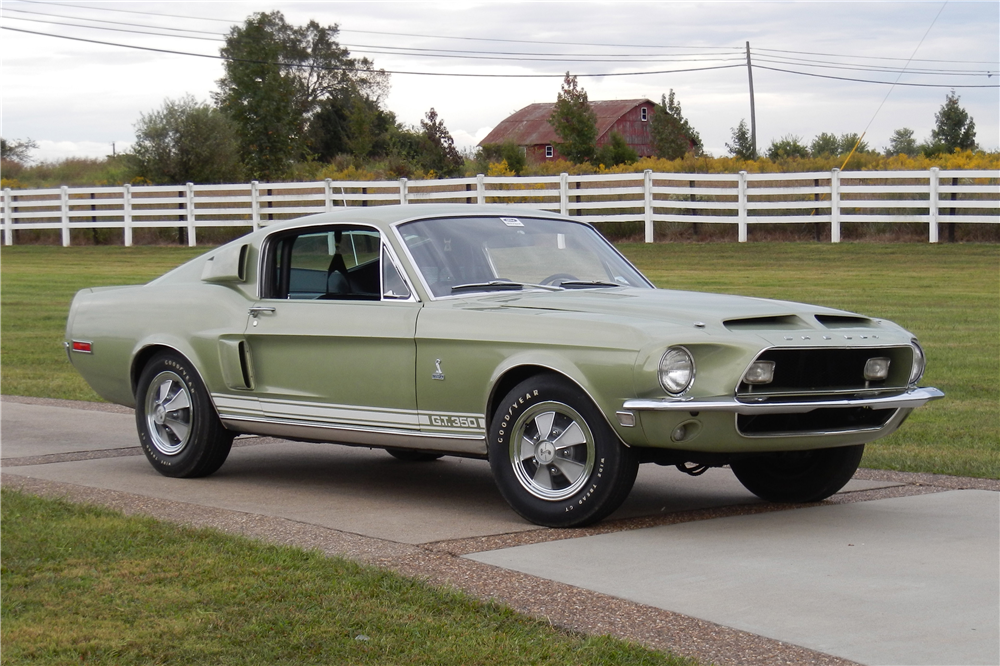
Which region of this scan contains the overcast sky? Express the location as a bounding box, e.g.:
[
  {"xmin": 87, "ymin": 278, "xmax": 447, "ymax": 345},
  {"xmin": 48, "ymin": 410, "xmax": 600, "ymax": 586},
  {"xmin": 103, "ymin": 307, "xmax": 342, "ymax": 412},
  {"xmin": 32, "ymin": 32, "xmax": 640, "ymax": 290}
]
[{"xmin": 2, "ymin": 0, "xmax": 997, "ymax": 164}]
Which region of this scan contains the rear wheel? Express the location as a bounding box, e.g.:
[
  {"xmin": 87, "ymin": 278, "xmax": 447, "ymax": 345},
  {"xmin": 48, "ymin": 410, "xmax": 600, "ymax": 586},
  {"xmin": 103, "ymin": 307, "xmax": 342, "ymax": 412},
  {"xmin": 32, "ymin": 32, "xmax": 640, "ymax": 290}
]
[
  {"xmin": 730, "ymin": 444, "xmax": 864, "ymax": 503},
  {"xmin": 135, "ymin": 352, "xmax": 234, "ymax": 478},
  {"xmin": 488, "ymin": 375, "xmax": 639, "ymax": 527}
]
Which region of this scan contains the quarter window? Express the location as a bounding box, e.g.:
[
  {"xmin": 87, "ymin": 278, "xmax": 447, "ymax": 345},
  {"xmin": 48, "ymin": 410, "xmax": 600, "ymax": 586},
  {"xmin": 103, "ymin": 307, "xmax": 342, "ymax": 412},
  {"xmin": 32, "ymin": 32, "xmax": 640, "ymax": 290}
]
[
  {"xmin": 641, "ymin": 107, "xmax": 648, "ymax": 121},
  {"xmin": 545, "ymin": 145, "xmax": 553, "ymax": 158}
]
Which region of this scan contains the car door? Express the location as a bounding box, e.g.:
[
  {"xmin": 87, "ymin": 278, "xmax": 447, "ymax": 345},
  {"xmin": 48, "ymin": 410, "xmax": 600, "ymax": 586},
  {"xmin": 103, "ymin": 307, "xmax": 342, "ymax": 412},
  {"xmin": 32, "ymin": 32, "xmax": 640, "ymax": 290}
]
[{"xmin": 244, "ymin": 225, "xmax": 421, "ymax": 436}]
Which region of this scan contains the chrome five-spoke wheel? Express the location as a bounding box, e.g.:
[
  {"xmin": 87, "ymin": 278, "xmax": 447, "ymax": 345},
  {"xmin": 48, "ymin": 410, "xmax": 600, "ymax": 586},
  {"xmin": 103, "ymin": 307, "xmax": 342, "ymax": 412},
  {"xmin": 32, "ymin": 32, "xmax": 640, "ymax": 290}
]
[
  {"xmin": 144, "ymin": 370, "xmax": 192, "ymax": 456},
  {"xmin": 489, "ymin": 374, "xmax": 639, "ymax": 528},
  {"xmin": 509, "ymin": 402, "xmax": 595, "ymax": 501},
  {"xmin": 135, "ymin": 352, "xmax": 234, "ymax": 478}
]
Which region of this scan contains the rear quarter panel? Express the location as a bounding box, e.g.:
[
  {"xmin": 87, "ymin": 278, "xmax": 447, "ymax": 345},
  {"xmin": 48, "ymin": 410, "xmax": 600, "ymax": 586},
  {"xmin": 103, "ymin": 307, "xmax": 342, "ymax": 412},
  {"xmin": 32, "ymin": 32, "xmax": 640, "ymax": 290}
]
[{"xmin": 66, "ymin": 282, "xmax": 253, "ymax": 407}]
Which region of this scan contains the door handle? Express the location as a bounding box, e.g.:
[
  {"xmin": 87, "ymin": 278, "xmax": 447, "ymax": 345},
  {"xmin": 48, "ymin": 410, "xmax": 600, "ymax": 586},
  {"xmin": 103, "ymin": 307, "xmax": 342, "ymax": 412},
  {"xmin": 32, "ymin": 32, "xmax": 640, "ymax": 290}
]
[{"xmin": 248, "ymin": 306, "xmax": 276, "ymax": 318}]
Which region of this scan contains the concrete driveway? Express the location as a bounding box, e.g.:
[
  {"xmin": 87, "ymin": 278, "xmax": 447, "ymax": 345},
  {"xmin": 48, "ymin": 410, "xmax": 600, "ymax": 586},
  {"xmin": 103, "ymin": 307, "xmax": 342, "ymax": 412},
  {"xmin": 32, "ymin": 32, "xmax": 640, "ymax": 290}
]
[{"xmin": 3, "ymin": 397, "xmax": 998, "ymax": 666}]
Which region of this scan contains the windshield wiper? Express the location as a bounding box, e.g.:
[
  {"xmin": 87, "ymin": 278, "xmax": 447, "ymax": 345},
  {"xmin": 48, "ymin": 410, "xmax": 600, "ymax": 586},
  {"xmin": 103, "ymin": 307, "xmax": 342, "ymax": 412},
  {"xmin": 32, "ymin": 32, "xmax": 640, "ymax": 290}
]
[
  {"xmin": 450, "ymin": 280, "xmax": 563, "ymax": 294},
  {"xmin": 450, "ymin": 280, "xmax": 524, "ymax": 294},
  {"xmin": 558, "ymin": 280, "xmax": 623, "ymax": 289}
]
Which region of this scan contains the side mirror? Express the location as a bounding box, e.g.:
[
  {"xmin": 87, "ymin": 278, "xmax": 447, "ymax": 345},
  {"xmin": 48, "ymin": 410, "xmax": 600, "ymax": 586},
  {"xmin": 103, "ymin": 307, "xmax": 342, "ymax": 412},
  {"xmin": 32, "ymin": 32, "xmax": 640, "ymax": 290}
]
[{"xmin": 201, "ymin": 243, "xmax": 249, "ymax": 283}]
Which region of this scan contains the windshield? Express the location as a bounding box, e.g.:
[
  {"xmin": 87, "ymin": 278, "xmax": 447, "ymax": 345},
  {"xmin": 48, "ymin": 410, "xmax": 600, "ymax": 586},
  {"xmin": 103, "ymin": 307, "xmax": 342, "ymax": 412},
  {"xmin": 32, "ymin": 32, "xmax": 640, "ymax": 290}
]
[{"xmin": 396, "ymin": 215, "xmax": 652, "ymax": 298}]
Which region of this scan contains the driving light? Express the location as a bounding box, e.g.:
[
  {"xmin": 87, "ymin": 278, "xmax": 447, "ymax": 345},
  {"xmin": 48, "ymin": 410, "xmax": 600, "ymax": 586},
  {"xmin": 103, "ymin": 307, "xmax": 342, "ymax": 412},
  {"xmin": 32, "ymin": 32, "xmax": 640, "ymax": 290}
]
[
  {"xmin": 743, "ymin": 360, "xmax": 776, "ymax": 385},
  {"xmin": 909, "ymin": 340, "xmax": 926, "ymax": 384},
  {"xmin": 659, "ymin": 347, "xmax": 695, "ymax": 395},
  {"xmin": 864, "ymin": 357, "xmax": 891, "ymax": 381}
]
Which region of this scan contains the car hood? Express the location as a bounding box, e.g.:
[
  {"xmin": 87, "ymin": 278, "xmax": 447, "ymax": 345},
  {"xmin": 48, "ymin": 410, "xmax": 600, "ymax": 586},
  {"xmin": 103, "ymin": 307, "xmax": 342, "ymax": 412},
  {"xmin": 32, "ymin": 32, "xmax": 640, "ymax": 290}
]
[{"xmin": 458, "ymin": 287, "xmax": 895, "ymax": 345}]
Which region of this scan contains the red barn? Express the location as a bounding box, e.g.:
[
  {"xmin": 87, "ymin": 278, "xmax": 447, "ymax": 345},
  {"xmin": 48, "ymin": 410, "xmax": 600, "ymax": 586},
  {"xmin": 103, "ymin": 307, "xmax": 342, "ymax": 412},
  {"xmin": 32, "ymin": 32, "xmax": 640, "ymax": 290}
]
[{"xmin": 479, "ymin": 99, "xmax": 656, "ymax": 162}]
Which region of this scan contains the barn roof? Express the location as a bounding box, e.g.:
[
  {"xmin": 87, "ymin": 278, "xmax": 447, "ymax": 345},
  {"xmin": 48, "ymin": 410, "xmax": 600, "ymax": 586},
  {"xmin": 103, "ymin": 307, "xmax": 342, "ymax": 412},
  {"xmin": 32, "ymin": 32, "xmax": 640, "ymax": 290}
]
[{"xmin": 479, "ymin": 99, "xmax": 655, "ymax": 147}]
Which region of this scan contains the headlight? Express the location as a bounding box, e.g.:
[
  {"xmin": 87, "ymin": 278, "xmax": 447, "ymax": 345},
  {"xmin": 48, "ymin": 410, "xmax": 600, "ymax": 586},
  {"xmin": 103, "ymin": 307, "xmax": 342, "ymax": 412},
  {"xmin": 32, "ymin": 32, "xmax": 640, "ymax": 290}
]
[
  {"xmin": 659, "ymin": 347, "xmax": 695, "ymax": 395},
  {"xmin": 909, "ymin": 340, "xmax": 926, "ymax": 384}
]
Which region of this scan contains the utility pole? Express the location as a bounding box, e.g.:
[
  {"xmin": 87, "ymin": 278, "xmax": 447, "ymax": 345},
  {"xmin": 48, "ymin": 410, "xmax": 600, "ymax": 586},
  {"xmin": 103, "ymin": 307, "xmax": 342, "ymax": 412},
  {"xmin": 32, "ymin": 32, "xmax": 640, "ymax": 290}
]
[{"xmin": 746, "ymin": 41, "xmax": 757, "ymax": 158}]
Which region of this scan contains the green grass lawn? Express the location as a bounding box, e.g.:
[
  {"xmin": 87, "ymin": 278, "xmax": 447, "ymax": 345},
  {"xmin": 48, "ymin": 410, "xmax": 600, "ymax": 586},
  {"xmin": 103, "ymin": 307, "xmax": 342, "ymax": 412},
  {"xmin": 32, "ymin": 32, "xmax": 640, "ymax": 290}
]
[
  {"xmin": 2, "ymin": 242, "xmax": 996, "ymax": 478},
  {"xmin": 1, "ymin": 489, "xmax": 690, "ymax": 665}
]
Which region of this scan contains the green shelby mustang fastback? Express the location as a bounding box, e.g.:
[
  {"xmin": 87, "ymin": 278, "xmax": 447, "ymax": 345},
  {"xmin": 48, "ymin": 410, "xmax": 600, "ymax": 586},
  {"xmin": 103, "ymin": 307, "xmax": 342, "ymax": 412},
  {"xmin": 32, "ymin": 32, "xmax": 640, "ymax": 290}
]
[{"xmin": 65, "ymin": 204, "xmax": 943, "ymax": 527}]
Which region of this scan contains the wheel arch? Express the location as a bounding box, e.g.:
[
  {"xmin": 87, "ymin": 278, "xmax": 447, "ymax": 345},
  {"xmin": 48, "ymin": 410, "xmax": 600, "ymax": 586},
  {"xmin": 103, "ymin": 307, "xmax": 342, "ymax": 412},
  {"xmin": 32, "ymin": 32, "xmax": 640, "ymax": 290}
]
[
  {"xmin": 131, "ymin": 343, "xmax": 221, "ymax": 419},
  {"xmin": 485, "ymin": 363, "xmax": 623, "ymax": 444}
]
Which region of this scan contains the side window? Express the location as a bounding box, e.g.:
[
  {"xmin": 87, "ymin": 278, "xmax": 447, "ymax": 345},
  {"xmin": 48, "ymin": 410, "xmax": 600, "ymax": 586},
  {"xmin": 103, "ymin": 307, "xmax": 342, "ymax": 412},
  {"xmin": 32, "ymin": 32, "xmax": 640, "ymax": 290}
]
[{"xmin": 266, "ymin": 226, "xmax": 383, "ymax": 301}]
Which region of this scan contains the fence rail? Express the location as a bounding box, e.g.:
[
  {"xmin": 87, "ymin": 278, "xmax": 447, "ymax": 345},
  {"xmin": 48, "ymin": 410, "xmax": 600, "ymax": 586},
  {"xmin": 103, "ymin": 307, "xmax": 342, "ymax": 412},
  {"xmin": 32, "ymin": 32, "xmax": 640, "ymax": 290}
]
[{"xmin": 2, "ymin": 168, "xmax": 997, "ymax": 246}]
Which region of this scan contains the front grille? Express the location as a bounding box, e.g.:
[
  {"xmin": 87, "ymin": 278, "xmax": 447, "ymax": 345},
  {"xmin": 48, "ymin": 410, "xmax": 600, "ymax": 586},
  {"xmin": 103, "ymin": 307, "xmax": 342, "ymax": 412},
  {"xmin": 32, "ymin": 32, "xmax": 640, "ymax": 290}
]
[
  {"xmin": 735, "ymin": 346, "xmax": 911, "ymax": 437},
  {"xmin": 737, "ymin": 346, "xmax": 913, "ymax": 398}
]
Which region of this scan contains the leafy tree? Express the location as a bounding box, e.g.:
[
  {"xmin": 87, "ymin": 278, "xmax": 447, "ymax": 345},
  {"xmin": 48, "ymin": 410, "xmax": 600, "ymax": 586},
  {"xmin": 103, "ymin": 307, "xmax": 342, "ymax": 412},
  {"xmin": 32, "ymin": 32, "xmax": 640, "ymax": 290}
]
[
  {"xmin": 595, "ymin": 132, "xmax": 638, "ymax": 167},
  {"xmin": 726, "ymin": 119, "xmax": 755, "ymax": 160},
  {"xmin": 767, "ymin": 135, "xmax": 810, "ymax": 160},
  {"xmin": 130, "ymin": 95, "xmax": 242, "ymax": 184},
  {"xmin": 838, "ymin": 133, "xmax": 872, "ymax": 155},
  {"xmin": 885, "ymin": 128, "xmax": 918, "ymax": 156},
  {"xmin": 418, "ymin": 108, "xmax": 464, "ymax": 176},
  {"xmin": 810, "ymin": 132, "xmax": 839, "ymax": 156},
  {"xmin": 215, "ymin": 11, "xmax": 388, "ymax": 180},
  {"xmin": 478, "ymin": 140, "xmax": 527, "ymax": 175},
  {"xmin": 929, "ymin": 90, "xmax": 977, "ymax": 153},
  {"xmin": 1, "ymin": 137, "xmax": 38, "ymax": 164},
  {"xmin": 550, "ymin": 73, "xmax": 598, "ymax": 164},
  {"xmin": 650, "ymin": 90, "xmax": 702, "ymax": 159}
]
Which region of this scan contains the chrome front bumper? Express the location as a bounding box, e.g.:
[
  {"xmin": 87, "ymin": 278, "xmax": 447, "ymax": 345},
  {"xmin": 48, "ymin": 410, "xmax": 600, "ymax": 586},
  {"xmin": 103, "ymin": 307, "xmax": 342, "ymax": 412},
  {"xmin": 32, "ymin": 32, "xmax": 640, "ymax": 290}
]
[{"xmin": 622, "ymin": 386, "xmax": 944, "ymax": 415}]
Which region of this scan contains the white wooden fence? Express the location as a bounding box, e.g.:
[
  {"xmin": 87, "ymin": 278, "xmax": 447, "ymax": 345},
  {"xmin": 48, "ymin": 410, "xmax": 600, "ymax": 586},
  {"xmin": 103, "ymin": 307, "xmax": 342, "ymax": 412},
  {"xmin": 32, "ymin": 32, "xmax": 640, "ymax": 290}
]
[{"xmin": 2, "ymin": 168, "xmax": 997, "ymax": 246}]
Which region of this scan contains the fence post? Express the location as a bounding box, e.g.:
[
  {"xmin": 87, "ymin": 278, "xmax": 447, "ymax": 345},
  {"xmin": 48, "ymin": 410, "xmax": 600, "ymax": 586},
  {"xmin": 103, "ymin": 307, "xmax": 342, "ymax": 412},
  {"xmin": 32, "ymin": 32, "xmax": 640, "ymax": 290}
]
[
  {"xmin": 399, "ymin": 178, "xmax": 408, "ymax": 204},
  {"xmin": 928, "ymin": 167, "xmax": 940, "ymax": 243},
  {"xmin": 186, "ymin": 182, "xmax": 196, "ymax": 246},
  {"xmin": 3, "ymin": 188, "xmax": 12, "ymax": 246},
  {"xmin": 324, "ymin": 178, "xmax": 333, "ymax": 212},
  {"xmin": 559, "ymin": 173, "xmax": 569, "ymax": 215},
  {"xmin": 61, "ymin": 185, "xmax": 71, "ymax": 247},
  {"xmin": 644, "ymin": 169, "xmax": 654, "ymax": 243},
  {"xmin": 830, "ymin": 168, "xmax": 841, "ymax": 243},
  {"xmin": 737, "ymin": 171, "xmax": 748, "ymax": 242},
  {"xmin": 477, "ymin": 174, "xmax": 485, "ymax": 205},
  {"xmin": 123, "ymin": 184, "xmax": 133, "ymax": 247},
  {"xmin": 251, "ymin": 181, "xmax": 260, "ymax": 231}
]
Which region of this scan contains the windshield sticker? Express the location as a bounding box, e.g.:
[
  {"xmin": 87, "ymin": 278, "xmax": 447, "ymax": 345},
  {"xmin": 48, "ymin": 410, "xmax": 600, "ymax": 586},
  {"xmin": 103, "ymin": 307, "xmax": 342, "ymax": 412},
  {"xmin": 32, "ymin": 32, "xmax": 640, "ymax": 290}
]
[{"xmin": 500, "ymin": 217, "xmax": 524, "ymax": 227}]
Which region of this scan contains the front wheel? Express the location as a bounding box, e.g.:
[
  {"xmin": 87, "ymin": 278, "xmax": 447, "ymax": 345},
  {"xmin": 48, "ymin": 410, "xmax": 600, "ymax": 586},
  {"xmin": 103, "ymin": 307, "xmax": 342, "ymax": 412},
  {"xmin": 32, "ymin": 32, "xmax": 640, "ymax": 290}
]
[
  {"xmin": 488, "ymin": 375, "xmax": 639, "ymax": 527},
  {"xmin": 135, "ymin": 352, "xmax": 234, "ymax": 478},
  {"xmin": 730, "ymin": 444, "xmax": 864, "ymax": 503}
]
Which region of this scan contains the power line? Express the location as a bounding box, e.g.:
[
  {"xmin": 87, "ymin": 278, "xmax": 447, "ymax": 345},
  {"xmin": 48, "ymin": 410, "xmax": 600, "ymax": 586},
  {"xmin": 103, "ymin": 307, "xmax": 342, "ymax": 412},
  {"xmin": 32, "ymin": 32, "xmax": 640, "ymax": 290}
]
[
  {"xmin": 2, "ymin": 13, "xmax": 226, "ymax": 42},
  {"xmin": 0, "ymin": 26, "xmax": 747, "ymax": 79},
  {"xmin": 3, "ymin": 12, "xmax": 986, "ymax": 74},
  {"xmin": 754, "ymin": 64, "xmax": 997, "ymax": 88},
  {"xmin": 754, "ymin": 45, "xmax": 996, "ymax": 66},
  {"xmin": 3, "ymin": 6, "xmax": 225, "ymax": 36}
]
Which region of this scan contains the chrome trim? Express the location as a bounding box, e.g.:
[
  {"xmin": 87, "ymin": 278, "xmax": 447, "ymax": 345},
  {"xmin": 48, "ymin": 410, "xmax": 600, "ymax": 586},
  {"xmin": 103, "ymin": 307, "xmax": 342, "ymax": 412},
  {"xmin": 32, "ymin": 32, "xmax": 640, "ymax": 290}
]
[
  {"xmin": 220, "ymin": 415, "xmax": 488, "ymax": 456},
  {"xmin": 623, "ymin": 386, "xmax": 944, "ymax": 415},
  {"xmin": 658, "ymin": 346, "xmax": 695, "ymax": 396},
  {"xmin": 737, "ymin": 387, "xmax": 906, "ymax": 400}
]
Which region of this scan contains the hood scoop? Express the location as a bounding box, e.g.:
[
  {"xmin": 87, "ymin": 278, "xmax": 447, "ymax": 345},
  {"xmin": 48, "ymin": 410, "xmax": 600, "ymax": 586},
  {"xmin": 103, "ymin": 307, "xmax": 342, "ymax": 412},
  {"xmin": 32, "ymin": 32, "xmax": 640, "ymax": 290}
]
[
  {"xmin": 723, "ymin": 315, "xmax": 808, "ymax": 331},
  {"xmin": 815, "ymin": 314, "xmax": 876, "ymax": 329}
]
